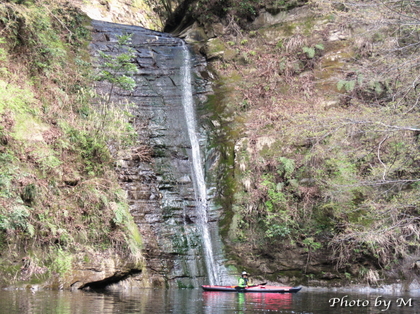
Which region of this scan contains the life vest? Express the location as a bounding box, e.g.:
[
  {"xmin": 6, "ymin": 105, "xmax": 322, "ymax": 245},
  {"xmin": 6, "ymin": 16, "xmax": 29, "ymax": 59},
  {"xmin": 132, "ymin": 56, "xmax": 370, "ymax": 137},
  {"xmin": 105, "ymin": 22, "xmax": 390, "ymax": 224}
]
[{"xmin": 238, "ymin": 277, "xmax": 249, "ymax": 287}]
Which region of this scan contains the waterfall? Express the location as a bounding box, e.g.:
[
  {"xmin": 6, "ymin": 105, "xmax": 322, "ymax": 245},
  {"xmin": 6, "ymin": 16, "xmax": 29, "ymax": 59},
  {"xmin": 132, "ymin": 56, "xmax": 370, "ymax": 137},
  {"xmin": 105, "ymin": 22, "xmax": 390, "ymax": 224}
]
[
  {"xmin": 91, "ymin": 20, "xmax": 233, "ymax": 287},
  {"xmin": 180, "ymin": 43, "xmax": 218, "ymax": 285}
]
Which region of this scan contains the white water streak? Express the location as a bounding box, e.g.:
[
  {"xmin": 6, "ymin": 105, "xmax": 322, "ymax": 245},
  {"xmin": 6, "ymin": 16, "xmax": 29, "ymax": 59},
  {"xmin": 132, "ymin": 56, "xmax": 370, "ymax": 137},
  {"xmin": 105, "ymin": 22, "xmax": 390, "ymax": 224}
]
[{"xmin": 181, "ymin": 44, "xmax": 218, "ymax": 285}]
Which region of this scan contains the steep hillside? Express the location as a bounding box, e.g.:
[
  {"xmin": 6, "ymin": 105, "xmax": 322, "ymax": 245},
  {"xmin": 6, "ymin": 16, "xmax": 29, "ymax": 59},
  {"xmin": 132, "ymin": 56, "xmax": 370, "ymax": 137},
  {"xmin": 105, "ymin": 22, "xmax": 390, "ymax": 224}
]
[
  {"xmin": 167, "ymin": 0, "xmax": 420, "ymax": 287},
  {"xmin": 0, "ymin": 1, "xmax": 145, "ymax": 288}
]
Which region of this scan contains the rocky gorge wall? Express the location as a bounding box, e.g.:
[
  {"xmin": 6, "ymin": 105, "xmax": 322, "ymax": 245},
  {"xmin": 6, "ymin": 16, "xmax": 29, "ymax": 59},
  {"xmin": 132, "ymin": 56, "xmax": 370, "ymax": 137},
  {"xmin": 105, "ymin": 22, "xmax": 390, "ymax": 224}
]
[
  {"xmin": 89, "ymin": 20, "xmax": 231, "ymax": 288},
  {"xmin": 4, "ymin": 0, "xmax": 418, "ymax": 291},
  {"xmin": 166, "ymin": 2, "xmax": 420, "ymax": 291},
  {"xmin": 56, "ymin": 0, "xmax": 420, "ymax": 290}
]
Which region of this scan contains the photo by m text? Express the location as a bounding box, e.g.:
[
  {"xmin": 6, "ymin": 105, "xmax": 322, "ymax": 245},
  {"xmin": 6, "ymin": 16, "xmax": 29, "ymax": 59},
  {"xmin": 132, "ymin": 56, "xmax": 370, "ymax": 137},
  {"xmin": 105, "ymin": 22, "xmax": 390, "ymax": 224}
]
[{"xmin": 329, "ymin": 295, "xmax": 413, "ymax": 312}]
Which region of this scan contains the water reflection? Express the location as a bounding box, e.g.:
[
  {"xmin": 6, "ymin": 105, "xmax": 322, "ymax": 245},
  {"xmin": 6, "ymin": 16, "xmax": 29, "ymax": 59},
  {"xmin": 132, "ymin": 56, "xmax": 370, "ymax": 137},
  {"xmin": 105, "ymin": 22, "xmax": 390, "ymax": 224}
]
[
  {"xmin": 0, "ymin": 288, "xmax": 419, "ymax": 314},
  {"xmin": 203, "ymin": 291, "xmax": 293, "ymax": 313}
]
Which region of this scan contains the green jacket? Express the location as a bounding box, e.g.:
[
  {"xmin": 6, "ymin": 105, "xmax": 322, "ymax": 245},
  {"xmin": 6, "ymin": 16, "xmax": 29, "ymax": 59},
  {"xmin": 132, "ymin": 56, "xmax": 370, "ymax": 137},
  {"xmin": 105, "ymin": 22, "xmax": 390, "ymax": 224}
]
[{"xmin": 238, "ymin": 277, "xmax": 249, "ymax": 288}]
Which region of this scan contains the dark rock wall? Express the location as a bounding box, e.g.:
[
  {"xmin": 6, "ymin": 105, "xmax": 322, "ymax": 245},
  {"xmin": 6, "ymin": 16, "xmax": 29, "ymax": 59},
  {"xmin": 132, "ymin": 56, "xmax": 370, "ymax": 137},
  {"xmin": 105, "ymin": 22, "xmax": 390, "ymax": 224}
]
[{"xmin": 90, "ymin": 20, "xmax": 220, "ymax": 287}]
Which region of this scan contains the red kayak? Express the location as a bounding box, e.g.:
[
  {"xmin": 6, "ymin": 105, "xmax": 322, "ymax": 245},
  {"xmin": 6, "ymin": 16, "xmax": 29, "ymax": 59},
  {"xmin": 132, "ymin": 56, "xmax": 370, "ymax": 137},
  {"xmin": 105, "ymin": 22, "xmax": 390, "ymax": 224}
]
[{"xmin": 201, "ymin": 284, "xmax": 302, "ymax": 293}]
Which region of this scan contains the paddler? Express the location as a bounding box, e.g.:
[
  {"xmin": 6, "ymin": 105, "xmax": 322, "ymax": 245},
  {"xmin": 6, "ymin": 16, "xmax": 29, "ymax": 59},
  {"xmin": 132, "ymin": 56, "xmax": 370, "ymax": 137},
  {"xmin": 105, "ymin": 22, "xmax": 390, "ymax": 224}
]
[{"xmin": 238, "ymin": 271, "xmax": 251, "ymax": 288}]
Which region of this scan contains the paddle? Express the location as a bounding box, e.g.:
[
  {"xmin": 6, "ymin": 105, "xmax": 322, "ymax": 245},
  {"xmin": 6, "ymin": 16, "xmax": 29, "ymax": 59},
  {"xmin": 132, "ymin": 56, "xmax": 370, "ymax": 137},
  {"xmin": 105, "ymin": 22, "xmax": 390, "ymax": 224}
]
[
  {"xmin": 248, "ymin": 282, "xmax": 267, "ymax": 288},
  {"xmin": 233, "ymin": 282, "xmax": 267, "ymax": 289}
]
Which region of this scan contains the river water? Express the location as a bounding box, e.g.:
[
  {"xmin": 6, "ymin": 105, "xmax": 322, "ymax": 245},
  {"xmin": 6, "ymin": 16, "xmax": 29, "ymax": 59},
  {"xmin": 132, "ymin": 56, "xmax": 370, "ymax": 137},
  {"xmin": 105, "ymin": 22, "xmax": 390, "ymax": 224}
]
[{"xmin": 0, "ymin": 288, "xmax": 418, "ymax": 314}]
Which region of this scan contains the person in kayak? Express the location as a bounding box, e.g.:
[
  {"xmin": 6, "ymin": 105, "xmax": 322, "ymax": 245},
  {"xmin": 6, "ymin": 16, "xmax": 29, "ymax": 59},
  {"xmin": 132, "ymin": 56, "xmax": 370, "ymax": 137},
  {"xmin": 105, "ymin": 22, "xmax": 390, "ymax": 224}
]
[{"xmin": 238, "ymin": 271, "xmax": 251, "ymax": 288}]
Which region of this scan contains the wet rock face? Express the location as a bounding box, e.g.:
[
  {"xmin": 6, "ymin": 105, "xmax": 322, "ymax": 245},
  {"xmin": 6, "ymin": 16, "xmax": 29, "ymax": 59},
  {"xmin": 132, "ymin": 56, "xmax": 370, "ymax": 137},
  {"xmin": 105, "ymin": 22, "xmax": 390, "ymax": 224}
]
[{"xmin": 90, "ymin": 20, "xmax": 214, "ymax": 287}]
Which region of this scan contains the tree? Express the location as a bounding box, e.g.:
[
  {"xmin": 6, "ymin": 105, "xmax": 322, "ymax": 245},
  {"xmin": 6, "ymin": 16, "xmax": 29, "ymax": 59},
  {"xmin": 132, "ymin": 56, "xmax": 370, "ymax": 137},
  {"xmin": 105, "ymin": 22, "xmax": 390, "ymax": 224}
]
[
  {"xmin": 95, "ymin": 34, "xmax": 138, "ymax": 106},
  {"xmin": 93, "ymin": 34, "xmax": 138, "ymax": 143}
]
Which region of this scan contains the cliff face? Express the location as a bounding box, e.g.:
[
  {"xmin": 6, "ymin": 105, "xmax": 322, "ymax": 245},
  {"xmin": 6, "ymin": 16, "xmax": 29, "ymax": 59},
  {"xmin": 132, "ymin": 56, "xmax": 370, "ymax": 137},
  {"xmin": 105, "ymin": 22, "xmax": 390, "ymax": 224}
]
[
  {"xmin": 174, "ymin": 1, "xmax": 420, "ymax": 289},
  {"xmin": 90, "ymin": 20, "xmax": 227, "ymax": 287}
]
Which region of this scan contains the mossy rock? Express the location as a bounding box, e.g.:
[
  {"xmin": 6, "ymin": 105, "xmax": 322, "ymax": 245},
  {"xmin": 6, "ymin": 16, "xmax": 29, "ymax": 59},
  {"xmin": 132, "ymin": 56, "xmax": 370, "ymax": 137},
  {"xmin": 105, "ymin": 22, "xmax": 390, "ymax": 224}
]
[
  {"xmin": 181, "ymin": 23, "xmax": 208, "ymax": 43},
  {"xmin": 204, "ymin": 38, "xmax": 226, "ymax": 60}
]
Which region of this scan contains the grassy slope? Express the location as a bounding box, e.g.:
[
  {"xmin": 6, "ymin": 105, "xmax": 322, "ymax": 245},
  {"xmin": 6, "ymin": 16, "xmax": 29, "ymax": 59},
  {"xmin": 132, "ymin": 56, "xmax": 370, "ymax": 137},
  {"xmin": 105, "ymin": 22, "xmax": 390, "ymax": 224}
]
[
  {"xmin": 196, "ymin": 1, "xmax": 420, "ymax": 284},
  {"xmin": 0, "ymin": 1, "xmax": 142, "ymax": 287}
]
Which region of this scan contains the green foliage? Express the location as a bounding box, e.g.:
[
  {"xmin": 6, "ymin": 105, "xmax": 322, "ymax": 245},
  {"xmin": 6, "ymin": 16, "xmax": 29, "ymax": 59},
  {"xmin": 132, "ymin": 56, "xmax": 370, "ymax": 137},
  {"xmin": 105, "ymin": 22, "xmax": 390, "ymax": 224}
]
[
  {"xmin": 0, "ymin": 172, "xmax": 13, "ymax": 198},
  {"xmin": 0, "ymin": 2, "xmax": 142, "ymax": 287},
  {"xmin": 0, "ymin": 205, "xmax": 34, "ymax": 237},
  {"xmin": 0, "ymin": 37, "xmax": 7, "ymax": 76},
  {"xmin": 112, "ymin": 202, "xmax": 128, "ymax": 225},
  {"xmin": 302, "ymin": 43, "xmax": 324, "ymax": 58},
  {"xmin": 337, "ymin": 79, "xmax": 356, "ymax": 92},
  {"xmin": 66, "ymin": 127, "xmax": 110, "ymax": 176},
  {"xmin": 33, "ymin": 148, "xmax": 62, "ymax": 176},
  {"xmin": 261, "ymin": 174, "xmax": 286, "ymax": 211},
  {"xmin": 0, "ymin": 81, "xmax": 36, "ymax": 114},
  {"xmin": 199, "ymin": 0, "xmax": 420, "ymax": 281},
  {"xmin": 302, "ymin": 237, "xmax": 322, "ymax": 252},
  {"xmin": 50, "ymin": 248, "xmax": 73, "ymax": 275},
  {"xmin": 265, "ymin": 223, "xmax": 291, "ymax": 238},
  {"xmin": 177, "ymin": 280, "xmax": 194, "ymax": 289},
  {"xmin": 21, "ymin": 183, "xmax": 36, "ymax": 204},
  {"xmin": 95, "ymin": 34, "xmax": 137, "ymax": 99},
  {"xmin": 2, "ymin": 7, "xmax": 59, "ymax": 74},
  {"xmin": 277, "ymin": 156, "xmax": 295, "ymax": 178},
  {"xmin": 51, "ymin": 5, "xmax": 91, "ymax": 46},
  {"xmin": 236, "ymin": 0, "xmax": 257, "ymax": 16},
  {"xmin": 93, "ymin": 34, "xmax": 138, "ymax": 150},
  {"xmin": 302, "ymin": 46, "xmax": 315, "ymax": 58},
  {"xmin": 252, "ymin": 156, "xmax": 302, "ymax": 241},
  {"xmin": 90, "ymin": 101, "xmax": 138, "ymax": 150},
  {"xmin": 5, "ymin": 0, "xmax": 34, "ymax": 5}
]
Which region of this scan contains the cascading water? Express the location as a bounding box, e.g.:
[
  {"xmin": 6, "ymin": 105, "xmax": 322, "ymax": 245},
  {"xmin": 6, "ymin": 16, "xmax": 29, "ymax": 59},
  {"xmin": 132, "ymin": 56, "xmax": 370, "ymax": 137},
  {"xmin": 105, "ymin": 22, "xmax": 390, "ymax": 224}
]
[
  {"xmin": 91, "ymin": 20, "xmax": 235, "ymax": 287},
  {"xmin": 180, "ymin": 43, "xmax": 219, "ymax": 285}
]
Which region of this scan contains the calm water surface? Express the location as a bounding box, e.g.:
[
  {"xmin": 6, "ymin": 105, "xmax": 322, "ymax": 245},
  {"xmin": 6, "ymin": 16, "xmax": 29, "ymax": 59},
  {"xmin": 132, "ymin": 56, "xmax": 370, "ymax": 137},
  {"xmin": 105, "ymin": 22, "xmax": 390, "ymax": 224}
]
[{"xmin": 0, "ymin": 288, "xmax": 419, "ymax": 314}]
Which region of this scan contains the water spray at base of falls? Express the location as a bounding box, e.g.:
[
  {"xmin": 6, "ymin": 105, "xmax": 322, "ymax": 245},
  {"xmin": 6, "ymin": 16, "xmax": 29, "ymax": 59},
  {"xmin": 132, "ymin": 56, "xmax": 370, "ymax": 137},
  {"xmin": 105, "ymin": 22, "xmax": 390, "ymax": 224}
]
[{"xmin": 180, "ymin": 43, "xmax": 218, "ymax": 286}]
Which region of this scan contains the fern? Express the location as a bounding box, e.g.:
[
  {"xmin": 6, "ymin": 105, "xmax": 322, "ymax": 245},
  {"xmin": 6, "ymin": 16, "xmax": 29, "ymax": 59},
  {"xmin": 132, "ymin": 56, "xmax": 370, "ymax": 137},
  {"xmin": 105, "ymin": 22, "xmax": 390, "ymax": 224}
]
[
  {"xmin": 337, "ymin": 80, "xmax": 356, "ymax": 92},
  {"xmin": 337, "ymin": 80, "xmax": 346, "ymax": 91},
  {"xmin": 303, "ymin": 44, "xmax": 324, "ymax": 58},
  {"xmin": 345, "ymin": 80, "xmax": 356, "ymax": 91},
  {"xmin": 303, "ymin": 46, "xmax": 315, "ymax": 58}
]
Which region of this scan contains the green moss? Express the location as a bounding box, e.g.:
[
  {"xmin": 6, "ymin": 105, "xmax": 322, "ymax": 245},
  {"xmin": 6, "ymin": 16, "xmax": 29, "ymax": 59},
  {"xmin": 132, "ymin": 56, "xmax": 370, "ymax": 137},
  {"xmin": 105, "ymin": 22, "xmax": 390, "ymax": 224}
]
[
  {"xmin": 301, "ymin": 15, "xmax": 316, "ymax": 36},
  {"xmin": 0, "ymin": 263, "xmax": 21, "ymax": 284},
  {"xmin": 206, "ymin": 38, "xmax": 226, "ymax": 58},
  {"xmin": 13, "ymin": 114, "xmax": 48, "ymax": 141},
  {"xmin": 127, "ymin": 218, "xmax": 143, "ymax": 248},
  {"xmin": 0, "ymin": 1, "xmax": 145, "ymax": 287},
  {"xmin": 0, "ymin": 82, "xmax": 36, "ymax": 115},
  {"xmin": 172, "ymin": 233, "xmax": 189, "ymax": 254},
  {"xmin": 177, "ymin": 280, "xmax": 194, "ymax": 289},
  {"xmin": 258, "ymin": 22, "xmax": 297, "ymax": 41}
]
